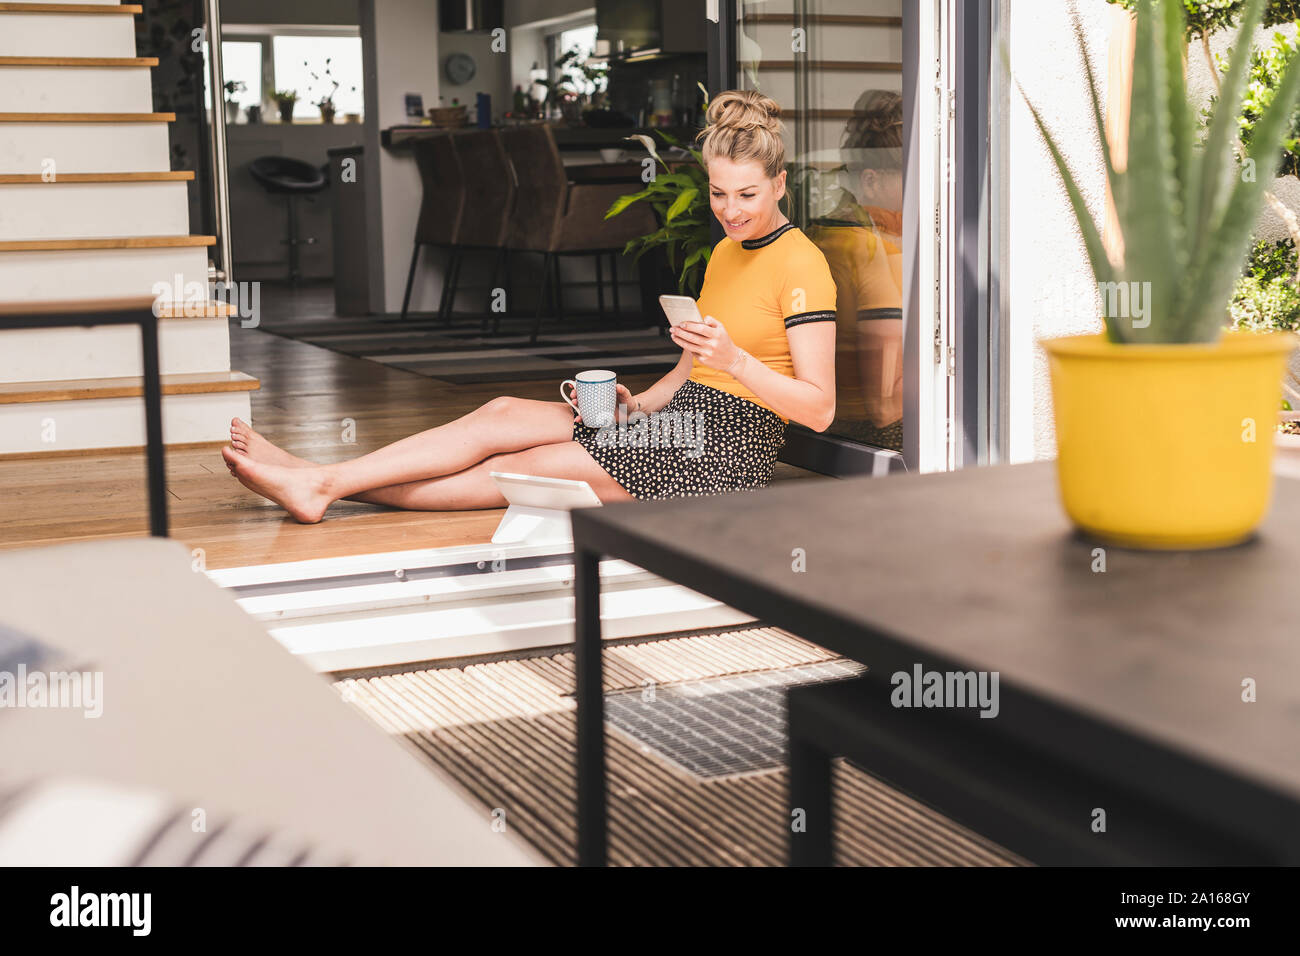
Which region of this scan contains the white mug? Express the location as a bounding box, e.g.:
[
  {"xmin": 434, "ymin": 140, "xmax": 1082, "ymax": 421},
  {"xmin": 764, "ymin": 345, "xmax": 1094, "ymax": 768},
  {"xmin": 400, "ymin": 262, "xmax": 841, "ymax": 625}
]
[{"xmin": 561, "ymin": 369, "xmax": 617, "ymax": 428}]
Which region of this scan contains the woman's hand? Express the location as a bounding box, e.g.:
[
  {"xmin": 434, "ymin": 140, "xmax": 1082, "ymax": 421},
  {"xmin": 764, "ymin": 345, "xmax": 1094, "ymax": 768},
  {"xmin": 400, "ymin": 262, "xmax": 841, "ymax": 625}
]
[
  {"xmin": 613, "ymin": 383, "xmax": 638, "ymax": 424},
  {"xmin": 566, "ymin": 382, "xmax": 638, "ymax": 425},
  {"xmin": 669, "ymin": 315, "xmax": 740, "ymax": 373}
]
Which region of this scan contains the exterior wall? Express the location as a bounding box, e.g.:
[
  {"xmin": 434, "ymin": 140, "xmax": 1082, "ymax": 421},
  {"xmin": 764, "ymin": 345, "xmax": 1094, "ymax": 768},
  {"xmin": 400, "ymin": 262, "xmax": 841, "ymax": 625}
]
[{"xmin": 1006, "ymin": 0, "xmax": 1111, "ymax": 463}]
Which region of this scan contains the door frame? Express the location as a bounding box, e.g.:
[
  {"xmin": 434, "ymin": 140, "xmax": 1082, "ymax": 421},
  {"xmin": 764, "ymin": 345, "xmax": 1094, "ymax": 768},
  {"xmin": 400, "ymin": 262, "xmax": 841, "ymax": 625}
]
[{"xmin": 707, "ymin": 0, "xmax": 1001, "ymax": 477}]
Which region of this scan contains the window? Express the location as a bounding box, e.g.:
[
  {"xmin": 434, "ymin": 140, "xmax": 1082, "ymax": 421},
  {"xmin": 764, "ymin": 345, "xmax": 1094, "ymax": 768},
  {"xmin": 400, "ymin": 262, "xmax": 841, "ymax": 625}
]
[
  {"xmin": 204, "ymin": 39, "xmax": 265, "ymax": 111},
  {"xmin": 272, "ymin": 35, "xmax": 365, "ymax": 120},
  {"xmin": 552, "ymin": 23, "xmax": 600, "ymax": 96},
  {"xmin": 207, "ymin": 27, "xmax": 365, "ymax": 123}
]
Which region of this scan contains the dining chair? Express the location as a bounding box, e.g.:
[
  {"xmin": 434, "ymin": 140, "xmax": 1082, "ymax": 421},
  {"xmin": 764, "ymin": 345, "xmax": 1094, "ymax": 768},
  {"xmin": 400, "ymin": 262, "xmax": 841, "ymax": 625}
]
[
  {"xmin": 399, "ymin": 135, "xmax": 464, "ymax": 321},
  {"xmin": 499, "ymin": 125, "xmax": 656, "ymax": 343}
]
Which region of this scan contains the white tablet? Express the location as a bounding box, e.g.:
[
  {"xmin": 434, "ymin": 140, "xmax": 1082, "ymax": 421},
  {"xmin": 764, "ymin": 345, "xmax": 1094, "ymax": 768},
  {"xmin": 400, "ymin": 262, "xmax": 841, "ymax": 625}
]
[{"xmin": 489, "ymin": 472, "xmax": 603, "ymax": 510}]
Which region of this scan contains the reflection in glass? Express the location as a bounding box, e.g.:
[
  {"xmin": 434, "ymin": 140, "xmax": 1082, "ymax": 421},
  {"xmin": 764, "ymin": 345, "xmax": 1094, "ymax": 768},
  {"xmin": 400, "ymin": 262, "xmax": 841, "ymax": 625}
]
[
  {"xmin": 807, "ymin": 89, "xmax": 904, "ymax": 450},
  {"xmin": 737, "ymin": 1, "xmax": 907, "ymax": 453}
]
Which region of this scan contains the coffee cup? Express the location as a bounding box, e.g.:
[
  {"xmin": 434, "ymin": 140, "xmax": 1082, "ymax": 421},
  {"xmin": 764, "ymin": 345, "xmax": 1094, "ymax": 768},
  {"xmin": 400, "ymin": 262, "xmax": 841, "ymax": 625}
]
[{"xmin": 561, "ymin": 369, "xmax": 617, "ymax": 428}]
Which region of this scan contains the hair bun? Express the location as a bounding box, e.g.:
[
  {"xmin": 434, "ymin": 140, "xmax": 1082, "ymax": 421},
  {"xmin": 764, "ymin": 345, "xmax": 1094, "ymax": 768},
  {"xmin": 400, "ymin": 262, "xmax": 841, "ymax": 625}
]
[
  {"xmin": 703, "ymin": 89, "xmax": 782, "ymax": 134},
  {"xmin": 696, "ymin": 88, "xmax": 786, "ymax": 179}
]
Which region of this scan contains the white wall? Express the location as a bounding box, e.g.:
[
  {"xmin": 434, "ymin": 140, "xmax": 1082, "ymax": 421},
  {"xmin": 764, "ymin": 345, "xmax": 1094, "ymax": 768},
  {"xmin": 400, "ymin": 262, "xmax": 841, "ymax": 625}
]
[
  {"xmin": 360, "ymin": 0, "xmax": 441, "ymax": 313},
  {"xmin": 438, "ymin": 31, "xmax": 513, "ymax": 120},
  {"xmin": 1007, "ymin": 0, "xmax": 1112, "ymax": 463},
  {"xmin": 227, "ymin": 123, "xmax": 363, "ymax": 279}
]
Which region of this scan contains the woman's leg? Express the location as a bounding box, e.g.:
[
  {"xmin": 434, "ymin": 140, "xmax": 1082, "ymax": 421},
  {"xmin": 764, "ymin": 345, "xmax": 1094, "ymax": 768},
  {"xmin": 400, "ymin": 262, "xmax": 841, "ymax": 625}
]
[
  {"xmin": 221, "ymin": 396, "xmax": 593, "ymax": 521},
  {"xmin": 230, "ymin": 395, "xmax": 573, "ymax": 478},
  {"xmin": 346, "ymin": 441, "xmax": 634, "ymax": 511}
]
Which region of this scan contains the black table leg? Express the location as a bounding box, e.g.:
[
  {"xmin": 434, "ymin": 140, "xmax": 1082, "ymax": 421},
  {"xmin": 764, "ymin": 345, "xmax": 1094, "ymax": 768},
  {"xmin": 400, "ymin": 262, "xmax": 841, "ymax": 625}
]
[
  {"xmin": 138, "ymin": 312, "xmax": 169, "ymax": 538},
  {"xmin": 788, "ymin": 689, "xmax": 833, "ymax": 867},
  {"xmin": 574, "ymin": 546, "xmax": 606, "ymax": 866}
]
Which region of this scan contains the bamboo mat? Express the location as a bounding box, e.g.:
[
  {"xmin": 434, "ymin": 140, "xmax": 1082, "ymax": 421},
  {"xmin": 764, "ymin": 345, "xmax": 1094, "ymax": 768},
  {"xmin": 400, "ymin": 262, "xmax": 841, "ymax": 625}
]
[{"xmin": 334, "ymin": 626, "xmax": 1030, "ymax": 867}]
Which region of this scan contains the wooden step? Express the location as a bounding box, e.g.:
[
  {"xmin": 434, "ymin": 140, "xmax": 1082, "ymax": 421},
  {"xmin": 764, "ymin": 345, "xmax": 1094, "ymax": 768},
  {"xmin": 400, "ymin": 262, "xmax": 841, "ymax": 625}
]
[
  {"xmin": 0, "ymin": 112, "xmax": 173, "ymax": 122},
  {"xmin": 0, "ymin": 294, "xmax": 233, "ymax": 317},
  {"xmin": 0, "ymin": 3, "xmax": 142, "ymax": 13},
  {"xmin": 0, "ymin": 235, "xmax": 214, "ymax": 252},
  {"xmin": 0, "ymin": 171, "xmax": 194, "ymax": 183},
  {"xmin": 0, "ymin": 56, "xmax": 157, "ymax": 66},
  {"xmin": 0, "ymin": 296, "xmax": 237, "ymax": 318},
  {"xmin": 155, "ymin": 300, "xmax": 239, "ymax": 319},
  {"xmin": 0, "ymin": 370, "xmax": 259, "ymax": 405}
]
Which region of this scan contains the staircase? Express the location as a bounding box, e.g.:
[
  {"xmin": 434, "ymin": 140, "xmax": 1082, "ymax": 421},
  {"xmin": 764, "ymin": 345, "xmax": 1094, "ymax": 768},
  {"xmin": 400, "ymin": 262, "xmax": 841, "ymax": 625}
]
[{"xmin": 0, "ymin": 0, "xmax": 257, "ymax": 456}]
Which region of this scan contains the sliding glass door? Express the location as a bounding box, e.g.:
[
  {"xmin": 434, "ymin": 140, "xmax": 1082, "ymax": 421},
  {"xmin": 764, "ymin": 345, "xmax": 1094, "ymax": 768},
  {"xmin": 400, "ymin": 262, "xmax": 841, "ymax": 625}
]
[{"xmin": 709, "ymin": 0, "xmax": 1000, "ymax": 475}]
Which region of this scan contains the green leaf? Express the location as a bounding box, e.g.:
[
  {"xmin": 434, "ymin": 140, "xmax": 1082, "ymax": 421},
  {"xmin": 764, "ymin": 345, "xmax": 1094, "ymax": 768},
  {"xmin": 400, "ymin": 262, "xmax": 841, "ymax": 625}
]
[
  {"xmin": 645, "ymin": 172, "xmax": 694, "ymax": 190},
  {"xmin": 665, "ymin": 187, "xmax": 698, "ymax": 221},
  {"xmin": 605, "ymin": 187, "xmax": 652, "ymax": 219},
  {"xmin": 1195, "ymin": 0, "xmax": 1266, "ymax": 270},
  {"xmin": 1120, "ymin": 0, "xmax": 1180, "ymax": 342}
]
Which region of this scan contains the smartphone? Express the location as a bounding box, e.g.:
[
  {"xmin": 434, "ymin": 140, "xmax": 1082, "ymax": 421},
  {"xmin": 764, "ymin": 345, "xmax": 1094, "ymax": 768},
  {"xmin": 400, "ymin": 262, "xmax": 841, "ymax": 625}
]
[{"xmin": 659, "ymin": 294, "xmax": 705, "ymax": 329}]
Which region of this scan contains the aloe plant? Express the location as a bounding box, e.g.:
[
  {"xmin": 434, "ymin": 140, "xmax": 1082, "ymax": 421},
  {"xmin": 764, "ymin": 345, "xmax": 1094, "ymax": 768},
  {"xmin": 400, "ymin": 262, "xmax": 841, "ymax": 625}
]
[{"xmin": 1023, "ymin": 0, "xmax": 1300, "ymax": 343}]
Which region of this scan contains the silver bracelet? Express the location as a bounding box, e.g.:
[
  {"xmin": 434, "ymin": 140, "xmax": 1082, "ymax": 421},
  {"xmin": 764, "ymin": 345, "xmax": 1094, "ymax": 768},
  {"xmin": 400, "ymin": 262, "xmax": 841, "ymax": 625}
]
[{"xmin": 724, "ymin": 348, "xmax": 747, "ymax": 377}]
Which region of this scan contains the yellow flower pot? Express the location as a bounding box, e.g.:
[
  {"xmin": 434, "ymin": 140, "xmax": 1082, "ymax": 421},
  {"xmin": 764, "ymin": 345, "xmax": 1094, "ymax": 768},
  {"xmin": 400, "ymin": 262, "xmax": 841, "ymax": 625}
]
[{"xmin": 1042, "ymin": 330, "xmax": 1298, "ymax": 550}]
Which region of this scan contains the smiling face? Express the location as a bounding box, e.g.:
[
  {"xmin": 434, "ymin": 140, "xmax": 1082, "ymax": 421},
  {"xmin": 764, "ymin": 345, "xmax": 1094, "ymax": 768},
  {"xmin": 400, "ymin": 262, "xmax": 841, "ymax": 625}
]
[{"xmin": 708, "ymin": 156, "xmax": 787, "ymax": 243}]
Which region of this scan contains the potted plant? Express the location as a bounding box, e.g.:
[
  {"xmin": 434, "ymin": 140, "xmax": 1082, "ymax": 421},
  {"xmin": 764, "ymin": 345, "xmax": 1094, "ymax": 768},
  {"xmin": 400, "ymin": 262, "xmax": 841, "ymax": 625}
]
[
  {"xmin": 605, "ymin": 130, "xmax": 711, "ymax": 294},
  {"xmin": 222, "ymin": 79, "xmax": 245, "ymax": 124},
  {"xmin": 273, "ymin": 89, "xmax": 297, "ymax": 124},
  {"xmin": 605, "ymin": 86, "xmax": 714, "ymax": 294},
  {"xmin": 307, "ymin": 57, "xmax": 342, "ymax": 124},
  {"xmin": 1024, "ymin": 0, "xmax": 1300, "ymax": 549}
]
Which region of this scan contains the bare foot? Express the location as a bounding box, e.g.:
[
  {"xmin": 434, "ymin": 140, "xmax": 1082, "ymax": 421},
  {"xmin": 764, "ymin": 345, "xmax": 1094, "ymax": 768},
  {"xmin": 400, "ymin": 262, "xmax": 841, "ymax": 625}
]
[
  {"xmin": 222, "ymin": 446, "xmax": 334, "ymax": 523},
  {"xmin": 228, "ymin": 417, "xmax": 312, "ymax": 469}
]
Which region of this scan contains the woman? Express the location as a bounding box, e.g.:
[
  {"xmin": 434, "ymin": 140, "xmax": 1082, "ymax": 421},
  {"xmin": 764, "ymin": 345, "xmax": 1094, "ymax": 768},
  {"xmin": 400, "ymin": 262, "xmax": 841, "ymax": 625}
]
[{"xmin": 222, "ymin": 90, "xmax": 837, "ymax": 523}]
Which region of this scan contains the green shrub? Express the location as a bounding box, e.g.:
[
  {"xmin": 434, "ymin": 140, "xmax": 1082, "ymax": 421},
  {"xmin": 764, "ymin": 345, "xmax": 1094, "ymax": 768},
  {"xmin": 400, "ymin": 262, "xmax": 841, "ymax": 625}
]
[
  {"xmin": 1106, "ymin": 0, "xmax": 1300, "ymax": 37},
  {"xmin": 1230, "ymin": 272, "xmax": 1300, "ymax": 329},
  {"xmin": 1231, "ymin": 239, "xmax": 1300, "ymax": 329}
]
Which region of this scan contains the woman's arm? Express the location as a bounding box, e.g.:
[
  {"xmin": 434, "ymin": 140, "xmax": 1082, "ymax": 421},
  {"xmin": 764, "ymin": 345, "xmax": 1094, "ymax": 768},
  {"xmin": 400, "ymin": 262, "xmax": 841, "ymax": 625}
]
[
  {"xmin": 730, "ymin": 321, "xmax": 836, "ymax": 430},
  {"xmin": 670, "ymin": 317, "xmax": 836, "ymax": 431}
]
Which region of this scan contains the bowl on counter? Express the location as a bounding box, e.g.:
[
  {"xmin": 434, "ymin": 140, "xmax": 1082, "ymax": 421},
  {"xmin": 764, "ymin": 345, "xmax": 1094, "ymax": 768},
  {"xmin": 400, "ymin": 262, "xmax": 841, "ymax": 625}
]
[{"xmin": 428, "ymin": 106, "xmax": 467, "ymax": 128}]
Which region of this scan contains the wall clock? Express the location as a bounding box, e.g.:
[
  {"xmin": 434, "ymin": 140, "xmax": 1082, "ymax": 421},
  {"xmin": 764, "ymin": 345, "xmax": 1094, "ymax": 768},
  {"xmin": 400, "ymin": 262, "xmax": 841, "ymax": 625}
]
[{"xmin": 445, "ymin": 52, "xmax": 477, "ymax": 85}]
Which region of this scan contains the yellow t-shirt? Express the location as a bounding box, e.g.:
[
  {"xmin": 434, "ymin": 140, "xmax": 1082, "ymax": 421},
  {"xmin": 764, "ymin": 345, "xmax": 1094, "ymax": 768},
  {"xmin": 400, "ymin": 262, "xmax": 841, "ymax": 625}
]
[{"xmin": 691, "ymin": 223, "xmax": 838, "ymax": 423}]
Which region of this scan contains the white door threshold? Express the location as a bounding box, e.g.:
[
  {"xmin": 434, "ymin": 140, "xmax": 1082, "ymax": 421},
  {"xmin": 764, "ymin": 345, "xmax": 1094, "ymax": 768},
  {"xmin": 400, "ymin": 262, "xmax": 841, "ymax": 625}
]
[{"xmin": 208, "ymin": 542, "xmax": 756, "ymax": 673}]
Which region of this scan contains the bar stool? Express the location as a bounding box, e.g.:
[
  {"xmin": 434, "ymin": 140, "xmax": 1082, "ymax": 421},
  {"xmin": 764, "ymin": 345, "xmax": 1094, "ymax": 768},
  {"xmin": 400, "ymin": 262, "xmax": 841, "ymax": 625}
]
[
  {"xmin": 499, "ymin": 125, "xmax": 656, "ymax": 343},
  {"xmin": 248, "ymin": 156, "xmax": 329, "ymax": 284},
  {"xmin": 400, "ymin": 136, "xmax": 465, "ymax": 320}
]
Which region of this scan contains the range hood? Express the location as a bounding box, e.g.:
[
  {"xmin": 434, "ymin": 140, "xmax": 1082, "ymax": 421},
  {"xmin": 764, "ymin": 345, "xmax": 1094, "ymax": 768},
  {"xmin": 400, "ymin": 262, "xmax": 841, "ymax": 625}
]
[
  {"xmin": 597, "ymin": 0, "xmax": 660, "ymax": 57},
  {"xmin": 440, "ymin": 0, "xmax": 503, "ymax": 33}
]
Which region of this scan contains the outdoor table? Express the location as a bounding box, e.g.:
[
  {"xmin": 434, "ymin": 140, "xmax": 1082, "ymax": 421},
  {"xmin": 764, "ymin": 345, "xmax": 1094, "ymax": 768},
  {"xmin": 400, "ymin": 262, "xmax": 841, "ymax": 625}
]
[{"xmin": 570, "ymin": 461, "xmax": 1300, "ymax": 866}]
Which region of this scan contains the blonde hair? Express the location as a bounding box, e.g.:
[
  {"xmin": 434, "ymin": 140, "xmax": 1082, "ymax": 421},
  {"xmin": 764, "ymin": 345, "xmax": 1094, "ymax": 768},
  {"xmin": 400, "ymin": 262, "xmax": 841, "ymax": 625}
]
[
  {"xmin": 696, "ymin": 90, "xmax": 785, "ymax": 180},
  {"xmin": 842, "ymin": 89, "xmax": 903, "ymax": 175}
]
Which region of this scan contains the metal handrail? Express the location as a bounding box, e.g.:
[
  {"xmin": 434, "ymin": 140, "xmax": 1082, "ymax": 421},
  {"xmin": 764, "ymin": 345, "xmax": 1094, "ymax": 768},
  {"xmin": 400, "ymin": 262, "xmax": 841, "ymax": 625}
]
[{"xmin": 203, "ymin": 0, "xmax": 234, "ymax": 283}]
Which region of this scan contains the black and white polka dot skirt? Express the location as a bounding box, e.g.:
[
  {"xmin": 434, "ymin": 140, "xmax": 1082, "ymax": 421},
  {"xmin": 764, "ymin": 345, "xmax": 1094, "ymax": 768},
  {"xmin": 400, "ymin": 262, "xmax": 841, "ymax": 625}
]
[{"xmin": 572, "ymin": 378, "xmax": 787, "ymax": 500}]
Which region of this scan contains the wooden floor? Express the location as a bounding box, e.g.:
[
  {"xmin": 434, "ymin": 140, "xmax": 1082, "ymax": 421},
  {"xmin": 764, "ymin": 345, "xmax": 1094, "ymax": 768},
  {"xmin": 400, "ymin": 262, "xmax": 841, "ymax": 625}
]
[{"xmin": 0, "ymin": 284, "xmax": 818, "ymax": 569}]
